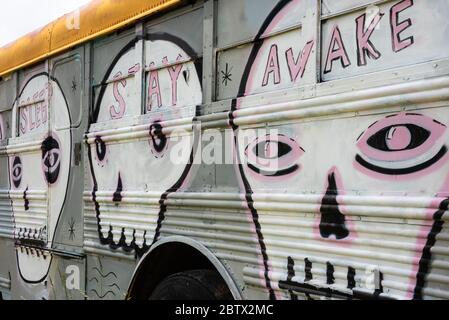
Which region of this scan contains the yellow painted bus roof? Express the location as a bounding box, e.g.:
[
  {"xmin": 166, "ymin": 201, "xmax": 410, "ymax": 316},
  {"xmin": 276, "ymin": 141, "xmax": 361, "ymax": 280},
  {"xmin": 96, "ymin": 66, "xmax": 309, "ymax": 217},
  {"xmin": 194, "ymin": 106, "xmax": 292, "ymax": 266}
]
[{"xmin": 0, "ymin": 0, "xmax": 181, "ymax": 77}]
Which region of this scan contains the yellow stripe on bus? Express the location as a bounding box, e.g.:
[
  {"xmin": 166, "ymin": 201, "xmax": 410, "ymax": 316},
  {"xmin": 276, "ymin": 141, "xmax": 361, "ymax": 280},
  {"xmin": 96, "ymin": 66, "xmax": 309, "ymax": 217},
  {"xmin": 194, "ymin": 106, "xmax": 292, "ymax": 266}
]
[{"xmin": 0, "ymin": 0, "xmax": 181, "ymax": 77}]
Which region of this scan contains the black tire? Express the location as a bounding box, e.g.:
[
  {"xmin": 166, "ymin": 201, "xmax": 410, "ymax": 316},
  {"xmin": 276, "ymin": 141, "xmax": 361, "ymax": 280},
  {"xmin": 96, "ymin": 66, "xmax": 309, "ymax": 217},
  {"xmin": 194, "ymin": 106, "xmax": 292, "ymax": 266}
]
[{"xmin": 149, "ymin": 269, "xmax": 233, "ymax": 300}]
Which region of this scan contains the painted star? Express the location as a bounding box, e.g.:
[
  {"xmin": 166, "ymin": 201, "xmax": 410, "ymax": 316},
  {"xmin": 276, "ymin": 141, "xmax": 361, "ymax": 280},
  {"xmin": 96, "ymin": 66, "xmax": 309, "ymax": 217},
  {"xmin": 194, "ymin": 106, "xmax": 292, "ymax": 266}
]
[
  {"xmin": 68, "ymin": 217, "xmax": 76, "ymax": 241},
  {"xmin": 221, "ymin": 63, "xmax": 233, "ymax": 86},
  {"xmin": 71, "ymin": 78, "xmax": 78, "ymax": 92}
]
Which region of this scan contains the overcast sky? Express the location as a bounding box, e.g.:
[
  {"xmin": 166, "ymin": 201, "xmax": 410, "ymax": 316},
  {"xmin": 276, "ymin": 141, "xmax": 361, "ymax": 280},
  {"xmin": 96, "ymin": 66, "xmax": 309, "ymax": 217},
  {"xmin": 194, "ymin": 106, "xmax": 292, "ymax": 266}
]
[{"xmin": 0, "ymin": 0, "xmax": 92, "ymax": 46}]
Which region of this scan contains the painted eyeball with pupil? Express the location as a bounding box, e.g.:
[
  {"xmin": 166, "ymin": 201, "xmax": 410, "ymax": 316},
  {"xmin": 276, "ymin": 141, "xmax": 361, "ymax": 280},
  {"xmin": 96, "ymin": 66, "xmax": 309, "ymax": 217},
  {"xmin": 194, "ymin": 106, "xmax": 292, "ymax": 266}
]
[
  {"xmin": 150, "ymin": 123, "xmax": 167, "ymax": 153},
  {"xmin": 44, "ymin": 150, "xmax": 60, "ymax": 170},
  {"xmin": 356, "ymin": 113, "xmax": 448, "ymax": 176},
  {"xmin": 367, "ymin": 124, "xmax": 430, "ymax": 152},
  {"xmin": 95, "ymin": 137, "xmax": 107, "ymax": 162},
  {"xmin": 42, "ymin": 136, "xmax": 61, "ymax": 185},
  {"xmin": 12, "ymin": 156, "xmax": 22, "ymax": 188},
  {"xmin": 254, "ymin": 140, "xmax": 292, "ymax": 160},
  {"xmin": 245, "ymin": 134, "xmax": 304, "ymax": 177}
]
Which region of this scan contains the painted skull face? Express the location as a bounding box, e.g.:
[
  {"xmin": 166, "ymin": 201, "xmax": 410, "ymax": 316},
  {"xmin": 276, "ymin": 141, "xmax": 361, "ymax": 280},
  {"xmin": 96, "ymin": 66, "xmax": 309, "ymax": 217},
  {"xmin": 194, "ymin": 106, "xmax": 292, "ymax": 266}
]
[
  {"xmin": 231, "ymin": 0, "xmax": 449, "ymax": 300},
  {"xmin": 9, "ymin": 74, "xmax": 71, "ymax": 283},
  {"xmin": 88, "ymin": 35, "xmax": 201, "ymax": 256}
]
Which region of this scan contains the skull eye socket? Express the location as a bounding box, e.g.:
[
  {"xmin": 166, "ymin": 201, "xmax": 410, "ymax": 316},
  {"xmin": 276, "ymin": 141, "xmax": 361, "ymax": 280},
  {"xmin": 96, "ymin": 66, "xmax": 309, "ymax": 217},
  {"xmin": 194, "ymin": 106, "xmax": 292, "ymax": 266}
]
[
  {"xmin": 355, "ymin": 113, "xmax": 447, "ymax": 176},
  {"xmin": 95, "ymin": 137, "xmax": 107, "ymax": 162},
  {"xmin": 253, "ymin": 140, "xmax": 292, "ymax": 160},
  {"xmin": 367, "ymin": 124, "xmax": 431, "ymax": 152},
  {"xmin": 42, "ymin": 136, "xmax": 61, "ymax": 184},
  {"xmin": 245, "ymin": 134, "xmax": 304, "ymax": 177},
  {"xmin": 11, "ymin": 156, "xmax": 23, "ymax": 188},
  {"xmin": 150, "ymin": 122, "xmax": 168, "ymax": 153},
  {"xmin": 43, "ymin": 150, "xmax": 60, "ymax": 172}
]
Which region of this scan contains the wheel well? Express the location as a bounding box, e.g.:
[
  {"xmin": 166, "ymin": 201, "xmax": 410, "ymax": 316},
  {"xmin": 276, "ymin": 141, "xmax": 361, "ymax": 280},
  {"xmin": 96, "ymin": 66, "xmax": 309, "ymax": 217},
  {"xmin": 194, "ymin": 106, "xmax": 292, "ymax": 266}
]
[{"xmin": 127, "ymin": 241, "xmax": 229, "ymax": 299}]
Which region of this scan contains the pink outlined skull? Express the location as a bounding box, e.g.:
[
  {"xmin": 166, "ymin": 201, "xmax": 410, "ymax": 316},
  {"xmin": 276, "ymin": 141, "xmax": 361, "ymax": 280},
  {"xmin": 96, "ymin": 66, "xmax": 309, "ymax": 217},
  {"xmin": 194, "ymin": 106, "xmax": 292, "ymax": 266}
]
[
  {"xmin": 230, "ymin": 0, "xmax": 449, "ymax": 300},
  {"xmin": 88, "ymin": 35, "xmax": 202, "ymax": 256},
  {"xmin": 9, "ymin": 74, "xmax": 71, "ymax": 283}
]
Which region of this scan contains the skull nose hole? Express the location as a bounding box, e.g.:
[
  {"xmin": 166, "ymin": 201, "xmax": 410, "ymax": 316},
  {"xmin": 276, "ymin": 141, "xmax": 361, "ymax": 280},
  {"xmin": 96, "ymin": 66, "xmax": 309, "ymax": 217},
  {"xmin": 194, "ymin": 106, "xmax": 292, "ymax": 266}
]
[
  {"xmin": 319, "ymin": 171, "xmax": 349, "ymax": 240},
  {"xmin": 113, "ymin": 173, "xmax": 123, "ymax": 203}
]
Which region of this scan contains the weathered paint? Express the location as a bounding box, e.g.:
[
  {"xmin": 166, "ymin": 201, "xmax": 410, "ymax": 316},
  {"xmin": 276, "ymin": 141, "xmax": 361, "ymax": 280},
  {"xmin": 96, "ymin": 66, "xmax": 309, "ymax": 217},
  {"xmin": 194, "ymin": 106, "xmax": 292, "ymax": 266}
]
[{"xmin": 0, "ymin": 0, "xmax": 449, "ymax": 300}]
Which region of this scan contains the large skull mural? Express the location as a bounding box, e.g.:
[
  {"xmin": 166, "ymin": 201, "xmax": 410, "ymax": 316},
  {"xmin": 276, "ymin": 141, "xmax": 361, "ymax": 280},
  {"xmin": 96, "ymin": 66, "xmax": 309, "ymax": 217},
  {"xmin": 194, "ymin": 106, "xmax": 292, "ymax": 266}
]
[
  {"xmin": 230, "ymin": 0, "xmax": 449, "ymax": 300},
  {"xmin": 88, "ymin": 34, "xmax": 202, "ymax": 257},
  {"xmin": 9, "ymin": 74, "xmax": 71, "ymax": 283}
]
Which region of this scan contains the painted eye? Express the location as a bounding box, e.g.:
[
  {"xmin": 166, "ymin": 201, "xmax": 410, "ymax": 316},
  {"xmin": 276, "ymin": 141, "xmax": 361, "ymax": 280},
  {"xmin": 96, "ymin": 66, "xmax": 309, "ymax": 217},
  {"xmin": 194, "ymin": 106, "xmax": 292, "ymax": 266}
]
[
  {"xmin": 253, "ymin": 140, "xmax": 292, "ymax": 160},
  {"xmin": 42, "ymin": 136, "xmax": 61, "ymax": 184},
  {"xmin": 11, "ymin": 156, "xmax": 22, "ymax": 188},
  {"xmin": 245, "ymin": 134, "xmax": 304, "ymax": 177},
  {"xmin": 43, "ymin": 150, "xmax": 60, "ymax": 171},
  {"xmin": 355, "ymin": 113, "xmax": 447, "ymax": 176},
  {"xmin": 150, "ymin": 122, "xmax": 168, "ymax": 154},
  {"xmin": 367, "ymin": 124, "xmax": 430, "ymax": 152},
  {"xmin": 95, "ymin": 137, "xmax": 107, "ymax": 162}
]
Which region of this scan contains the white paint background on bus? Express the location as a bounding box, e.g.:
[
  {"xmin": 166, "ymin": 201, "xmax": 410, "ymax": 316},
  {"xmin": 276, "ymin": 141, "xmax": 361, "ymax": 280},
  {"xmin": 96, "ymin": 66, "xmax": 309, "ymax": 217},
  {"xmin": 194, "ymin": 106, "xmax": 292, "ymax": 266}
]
[{"xmin": 232, "ymin": 0, "xmax": 449, "ymax": 299}]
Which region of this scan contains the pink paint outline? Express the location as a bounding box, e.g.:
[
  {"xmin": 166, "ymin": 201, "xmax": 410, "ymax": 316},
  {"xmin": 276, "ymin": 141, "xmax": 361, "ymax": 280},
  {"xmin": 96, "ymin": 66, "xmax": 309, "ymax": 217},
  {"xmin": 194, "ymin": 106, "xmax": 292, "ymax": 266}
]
[
  {"xmin": 357, "ymin": 113, "xmax": 446, "ymax": 162},
  {"xmin": 286, "ymin": 40, "xmax": 315, "ymax": 82},
  {"xmin": 355, "ymin": 11, "xmax": 384, "ymax": 66},
  {"xmin": 312, "ymin": 167, "xmax": 358, "ymax": 247},
  {"xmin": 243, "ymin": 0, "xmax": 301, "ymax": 97},
  {"xmin": 390, "ymin": 0, "xmax": 414, "ymax": 53},
  {"xmin": 109, "ymin": 72, "xmax": 127, "ymax": 120},
  {"xmin": 353, "ymin": 150, "xmax": 449, "ymax": 182},
  {"xmin": 324, "ymin": 25, "xmax": 351, "ymax": 73},
  {"xmin": 406, "ymin": 171, "xmax": 449, "ymax": 299}
]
